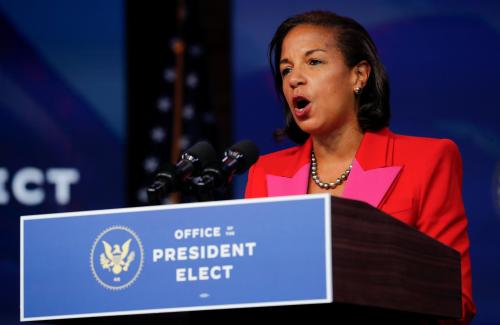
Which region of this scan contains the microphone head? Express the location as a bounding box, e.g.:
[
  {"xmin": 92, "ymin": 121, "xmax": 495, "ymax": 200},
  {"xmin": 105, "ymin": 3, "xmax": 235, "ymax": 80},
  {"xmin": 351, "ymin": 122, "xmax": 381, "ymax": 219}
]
[
  {"xmin": 226, "ymin": 140, "xmax": 259, "ymax": 174},
  {"xmin": 184, "ymin": 140, "xmax": 218, "ymax": 171}
]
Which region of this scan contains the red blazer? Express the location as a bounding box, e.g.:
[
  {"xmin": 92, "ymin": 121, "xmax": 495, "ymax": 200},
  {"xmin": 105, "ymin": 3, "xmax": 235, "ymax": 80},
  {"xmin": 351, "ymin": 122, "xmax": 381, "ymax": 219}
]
[{"xmin": 245, "ymin": 128, "xmax": 475, "ymax": 323}]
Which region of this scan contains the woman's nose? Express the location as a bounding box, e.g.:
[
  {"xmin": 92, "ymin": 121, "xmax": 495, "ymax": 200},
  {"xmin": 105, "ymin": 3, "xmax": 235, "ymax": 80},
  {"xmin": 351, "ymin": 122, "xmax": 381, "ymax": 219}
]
[{"xmin": 288, "ymin": 71, "xmax": 306, "ymax": 88}]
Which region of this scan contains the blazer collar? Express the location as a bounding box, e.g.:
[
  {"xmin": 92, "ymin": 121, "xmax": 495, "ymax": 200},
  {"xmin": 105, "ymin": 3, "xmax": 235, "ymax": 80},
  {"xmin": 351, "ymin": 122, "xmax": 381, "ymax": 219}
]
[
  {"xmin": 265, "ymin": 137, "xmax": 312, "ymax": 197},
  {"xmin": 355, "ymin": 127, "xmax": 395, "ymax": 170},
  {"xmin": 342, "ymin": 128, "xmax": 401, "ymax": 207},
  {"xmin": 266, "ymin": 128, "xmax": 402, "ymax": 208}
]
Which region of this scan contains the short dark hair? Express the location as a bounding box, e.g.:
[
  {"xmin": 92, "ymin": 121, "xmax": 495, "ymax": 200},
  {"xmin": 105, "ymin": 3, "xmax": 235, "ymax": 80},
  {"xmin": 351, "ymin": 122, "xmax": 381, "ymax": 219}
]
[{"xmin": 269, "ymin": 11, "xmax": 390, "ymax": 144}]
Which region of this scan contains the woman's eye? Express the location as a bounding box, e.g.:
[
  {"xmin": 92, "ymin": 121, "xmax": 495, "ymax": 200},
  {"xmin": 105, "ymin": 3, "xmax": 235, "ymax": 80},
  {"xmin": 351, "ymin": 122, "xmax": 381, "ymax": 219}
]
[
  {"xmin": 309, "ymin": 59, "xmax": 322, "ymax": 65},
  {"xmin": 281, "ymin": 67, "xmax": 292, "ymax": 77}
]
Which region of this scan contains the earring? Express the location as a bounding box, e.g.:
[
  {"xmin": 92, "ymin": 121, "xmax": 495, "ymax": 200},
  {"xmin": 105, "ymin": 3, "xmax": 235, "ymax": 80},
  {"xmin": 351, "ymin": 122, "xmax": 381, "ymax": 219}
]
[{"xmin": 354, "ymin": 87, "xmax": 362, "ymax": 95}]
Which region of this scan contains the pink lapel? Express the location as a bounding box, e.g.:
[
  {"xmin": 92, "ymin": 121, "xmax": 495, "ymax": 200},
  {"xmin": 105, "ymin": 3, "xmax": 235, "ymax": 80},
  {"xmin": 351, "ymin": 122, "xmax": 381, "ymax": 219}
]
[
  {"xmin": 266, "ymin": 163, "xmax": 310, "ymax": 196},
  {"xmin": 342, "ymin": 159, "xmax": 401, "ymax": 208},
  {"xmin": 343, "ymin": 128, "xmax": 402, "ymax": 208},
  {"xmin": 266, "ymin": 137, "xmax": 312, "ymax": 197}
]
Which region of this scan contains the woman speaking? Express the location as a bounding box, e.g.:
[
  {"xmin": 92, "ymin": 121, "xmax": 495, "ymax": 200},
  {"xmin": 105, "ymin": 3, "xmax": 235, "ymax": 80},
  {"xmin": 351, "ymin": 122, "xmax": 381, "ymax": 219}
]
[{"xmin": 244, "ymin": 11, "xmax": 475, "ymax": 324}]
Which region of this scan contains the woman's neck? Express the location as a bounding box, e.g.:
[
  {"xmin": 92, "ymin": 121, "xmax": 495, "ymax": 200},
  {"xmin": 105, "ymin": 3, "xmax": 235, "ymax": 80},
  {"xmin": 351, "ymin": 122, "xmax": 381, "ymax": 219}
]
[{"xmin": 312, "ymin": 125, "xmax": 364, "ymax": 164}]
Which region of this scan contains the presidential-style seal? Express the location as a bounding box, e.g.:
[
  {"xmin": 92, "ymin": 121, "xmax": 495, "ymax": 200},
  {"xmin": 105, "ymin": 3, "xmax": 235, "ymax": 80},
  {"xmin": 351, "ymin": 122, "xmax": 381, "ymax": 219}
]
[{"xmin": 90, "ymin": 225, "xmax": 144, "ymax": 290}]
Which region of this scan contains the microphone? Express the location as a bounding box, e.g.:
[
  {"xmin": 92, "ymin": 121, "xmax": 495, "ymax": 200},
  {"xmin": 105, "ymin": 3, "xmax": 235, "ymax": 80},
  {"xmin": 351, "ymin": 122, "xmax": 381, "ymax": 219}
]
[
  {"xmin": 147, "ymin": 141, "xmax": 218, "ymax": 204},
  {"xmin": 192, "ymin": 140, "xmax": 259, "ymax": 191},
  {"xmin": 221, "ymin": 140, "xmax": 259, "ymax": 177}
]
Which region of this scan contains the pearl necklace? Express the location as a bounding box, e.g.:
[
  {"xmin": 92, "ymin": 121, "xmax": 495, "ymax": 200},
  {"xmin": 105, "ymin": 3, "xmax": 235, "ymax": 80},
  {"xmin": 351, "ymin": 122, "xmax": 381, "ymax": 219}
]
[{"xmin": 310, "ymin": 150, "xmax": 352, "ymax": 190}]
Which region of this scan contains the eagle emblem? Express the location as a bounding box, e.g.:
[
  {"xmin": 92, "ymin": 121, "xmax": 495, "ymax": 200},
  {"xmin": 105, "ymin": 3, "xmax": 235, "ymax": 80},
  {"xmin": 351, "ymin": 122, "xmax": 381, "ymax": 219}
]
[{"xmin": 99, "ymin": 239, "xmax": 135, "ymax": 275}]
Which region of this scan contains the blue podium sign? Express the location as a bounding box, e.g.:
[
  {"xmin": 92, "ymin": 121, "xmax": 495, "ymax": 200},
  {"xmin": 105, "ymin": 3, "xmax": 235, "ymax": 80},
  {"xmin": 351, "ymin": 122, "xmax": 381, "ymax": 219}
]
[{"xmin": 21, "ymin": 194, "xmax": 332, "ymax": 321}]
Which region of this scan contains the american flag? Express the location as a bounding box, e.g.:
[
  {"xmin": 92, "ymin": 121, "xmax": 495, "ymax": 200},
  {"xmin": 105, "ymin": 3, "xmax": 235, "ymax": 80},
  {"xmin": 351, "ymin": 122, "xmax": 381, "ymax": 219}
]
[{"xmin": 127, "ymin": 0, "xmax": 222, "ymax": 206}]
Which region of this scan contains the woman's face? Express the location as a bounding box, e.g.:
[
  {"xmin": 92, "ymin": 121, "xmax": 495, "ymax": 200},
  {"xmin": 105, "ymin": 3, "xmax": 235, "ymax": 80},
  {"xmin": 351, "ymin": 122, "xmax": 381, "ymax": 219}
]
[{"xmin": 280, "ymin": 24, "xmax": 359, "ymax": 136}]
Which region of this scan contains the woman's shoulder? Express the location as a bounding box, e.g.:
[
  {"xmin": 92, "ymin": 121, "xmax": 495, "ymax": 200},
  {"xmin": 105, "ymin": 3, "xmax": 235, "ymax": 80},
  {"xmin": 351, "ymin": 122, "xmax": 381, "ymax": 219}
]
[
  {"xmin": 390, "ymin": 131, "xmax": 461, "ymax": 164},
  {"xmin": 251, "ymin": 140, "xmax": 311, "ymax": 176},
  {"xmin": 393, "ymin": 131, "xmax": 459, "ymax": 151},
  {"xmin": 258, "ymin": 144, "xmax": 304, "ymax": 162},
  {"xmin": 258, "ymin": 137, "xmax": 312, "ymax": 163}
]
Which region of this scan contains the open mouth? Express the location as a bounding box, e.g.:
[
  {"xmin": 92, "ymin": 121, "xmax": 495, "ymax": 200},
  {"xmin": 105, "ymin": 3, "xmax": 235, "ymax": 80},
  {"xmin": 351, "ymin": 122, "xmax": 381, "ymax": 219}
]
[{"xmin": 293, "ymin": 96, "xmax": 310, "ymax": 111}]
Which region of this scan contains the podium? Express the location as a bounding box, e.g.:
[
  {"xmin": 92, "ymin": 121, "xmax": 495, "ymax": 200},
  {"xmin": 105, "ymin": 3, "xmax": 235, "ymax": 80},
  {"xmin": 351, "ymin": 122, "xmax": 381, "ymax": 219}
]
[{"xmin": 21, "ymin": 194, "xmax": 461, "ymax": 324}]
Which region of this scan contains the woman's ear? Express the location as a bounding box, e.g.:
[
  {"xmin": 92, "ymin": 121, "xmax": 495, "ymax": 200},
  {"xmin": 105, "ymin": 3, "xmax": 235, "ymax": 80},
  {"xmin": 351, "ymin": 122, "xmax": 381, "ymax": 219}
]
[{"xmin": 352, "ymin": 60, "xmax": 371, "ymax": 92}]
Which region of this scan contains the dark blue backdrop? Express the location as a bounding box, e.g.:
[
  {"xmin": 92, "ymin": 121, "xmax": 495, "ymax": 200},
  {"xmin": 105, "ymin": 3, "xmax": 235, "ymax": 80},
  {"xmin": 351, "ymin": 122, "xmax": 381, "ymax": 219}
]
[
  {"xmin": 0, "ymin": 0, "xmax": 498, "ymax": 324},
  {"xmin": 0, "ymin": 1, "xmax": 125, "ymax": 324},
  {"xmin": 233, "ymin": 1, "xmax": 500, "ymax": 324}
]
